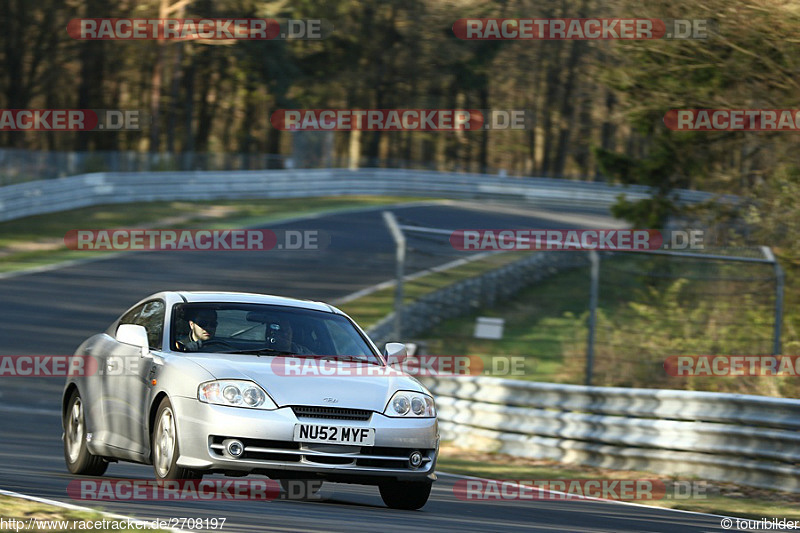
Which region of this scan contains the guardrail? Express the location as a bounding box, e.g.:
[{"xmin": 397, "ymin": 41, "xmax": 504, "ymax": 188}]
[
  {"xmin": 423, "ymin": 375, "xmax": 800, "ymax": 493},
  {"xmin": 0, "ymin": 168, "xmax": 734, "ymax": 222}
]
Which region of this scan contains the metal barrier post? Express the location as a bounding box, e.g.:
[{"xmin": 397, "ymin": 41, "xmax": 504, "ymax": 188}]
[
  {"xmin": 383, "ymin": 211, "xmax": 406, "ymax": 340},
  {"xmin": 774, "ymin": 261, "xmax": 785, "ymax": 355},
  {"xmin": 586, "ymin": 250, "xmax": 599, "ymax": 386}
]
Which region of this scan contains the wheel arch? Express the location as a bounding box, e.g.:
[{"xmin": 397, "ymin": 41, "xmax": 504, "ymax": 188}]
[
  {"xmin": 62, "ymin": 383, "xmax": 79, "ymax": 425},
  {"xmin": 148, "ymin": 391, "xmax": 170, "ymax": 438}
]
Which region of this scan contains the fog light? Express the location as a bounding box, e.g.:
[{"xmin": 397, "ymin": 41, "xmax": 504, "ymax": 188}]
[
  {"xmin": 226, "ymin": 439, "xmax": 244, "ymax": 458},
  {"xmin": 409, "ymin": 451, "xmax": 423, "ymax": 468}
]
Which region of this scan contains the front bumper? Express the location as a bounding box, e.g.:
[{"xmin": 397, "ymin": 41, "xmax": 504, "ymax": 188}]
[{"xmin": 172, "ymin": 397, "xmax": 439, "ymax": 483}]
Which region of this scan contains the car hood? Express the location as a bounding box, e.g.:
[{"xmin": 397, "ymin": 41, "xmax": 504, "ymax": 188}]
[{"xmin": 184, "ymin": 354, "xmax": 428, "ymax": 411}]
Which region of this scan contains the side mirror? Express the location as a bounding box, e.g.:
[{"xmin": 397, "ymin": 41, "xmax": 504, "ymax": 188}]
[
  {"xmin": 116, "ymin": 324, "xmax": 150, "ymax": 357},
  {"xmin": 383, "ymin": 342, "xmax": 407, "ymax": 365}
]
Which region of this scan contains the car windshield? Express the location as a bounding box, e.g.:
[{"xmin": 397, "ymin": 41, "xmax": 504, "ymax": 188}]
[{"xmin": 171, "ymin": 302, "xmax": 382, "ymax": 364}]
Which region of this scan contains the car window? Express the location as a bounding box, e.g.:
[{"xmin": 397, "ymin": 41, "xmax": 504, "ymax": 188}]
[
  {"xmin": 296, "ymin": 320, "xmax": 336, "ymax": 355},
  {"xmin": 117, "ymin": 300, "xmax": 165, "ymax": 350},
  {"xmin": 118, "ymin": 304, "xmax": 143, "ymax": 326},
  {"xmin": 136, "ymin": 300, "xmax": 165, "ymax": 350},
  {"xmin": 326, "ymin": 320, "xmax": 372, "ymax": 357},
  {"xmin": 214, "ymin": 309, "xmax": 262, "ymax": 339},
  {"xmin": 171, "ymin": 303, "xmax": 379, "ymax": 362}
]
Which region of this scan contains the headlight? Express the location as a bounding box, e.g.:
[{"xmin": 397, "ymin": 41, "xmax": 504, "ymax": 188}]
[
  {"xmin": 411, "ymin": 396, "xmax": 425, "ymax": 415},
  {"xmin": 384, "ymin": 391, "xmax": 435, "ymax": 418},
  {"xmin": 198, "ymin": 380, "xmax": 277, "ymax": 410},
  {"xmin": 393, "ymin": 395, "xmax": 410, "ymax": 415}
]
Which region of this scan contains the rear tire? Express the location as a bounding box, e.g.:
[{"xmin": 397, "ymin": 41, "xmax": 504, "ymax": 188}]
[
  {"xmin": 379, "ymin": 480, "xmax": 432, "ymax": 510},
  {"xmin": 151, "ymin": 397, "xmax": 202, "ymax": 480},
  {"xmin": 63, "ymin": 390, "xmax": 108, "ymax": 476}
]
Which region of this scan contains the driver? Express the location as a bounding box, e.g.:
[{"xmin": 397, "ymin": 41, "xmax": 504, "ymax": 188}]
[{"xmin": 175, "ymin": 308, "xmax": 217, "ymax": 352}]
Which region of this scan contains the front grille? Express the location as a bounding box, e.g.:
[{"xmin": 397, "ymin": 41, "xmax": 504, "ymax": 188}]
[
  {"xmin": 291, "ymin": 405, "xmax": 372, "ymax": 421},
  {"xmin": 356, "ymin": 447, "xmax": 435, "ymax": 468},
  {"xmin": 209, "ymin": 436, "xmax": 301, "ymax": 462},
  {"xmin": 209, "ymin": 435, "xmax": 433, "ymax": 471},
  {"xmin": 305, "ymin": 454, "xmax": 354, "ymax": 465}
]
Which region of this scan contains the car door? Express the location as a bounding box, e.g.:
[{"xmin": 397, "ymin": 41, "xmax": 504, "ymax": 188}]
[{"xmin": 103, "ymin": 299, "xmax": 165, "ymax": 457}]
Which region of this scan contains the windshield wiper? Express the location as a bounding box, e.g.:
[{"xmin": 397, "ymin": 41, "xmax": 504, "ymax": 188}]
[
  {"xmin": 221, "ymin": 350, "xmax": 382, "ymax": 365},
  {"xmin": 222, "ymin": 348, "xmax": 299, "ymax": 356},
  {"xmin": 320, "ymin": 355, "xmax": 382, "ymax": 366}
]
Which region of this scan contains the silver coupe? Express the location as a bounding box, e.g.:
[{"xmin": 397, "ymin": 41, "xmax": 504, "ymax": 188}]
[{"xmin": 62, "ymin": 291, "xmax": 439, "ymax": 509}]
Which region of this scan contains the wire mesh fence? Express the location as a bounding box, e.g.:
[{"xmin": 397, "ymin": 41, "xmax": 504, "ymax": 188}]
[
  {"xmin": 559, "ymin": 250, "xmax": 785, "ymax": 395},
  {"xmin": 384, "ymin": 214, "xmax": 787, "ymax": 396}
]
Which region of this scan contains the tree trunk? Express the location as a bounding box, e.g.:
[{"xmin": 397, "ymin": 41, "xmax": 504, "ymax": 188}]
[
  {"xmin": 74, "ymin": 0, "xmax": 106, "ymax": 151},
  {"xmin": 148, "ymin": 0, "xmax": 169, "ymax": 152},
  {"xmin": 553, "ymin": 40, "xmax": 585, "ymax": 177},
  {"xmin": 181, "ymin": 49, "xmax": 196, "ymax": 169},
  {"xmin": 479, "ymin": 82, "xmax": 489, "ymax": 173},
  {"xmin": 166, "ymin": 42, "xmax": 184, "ymax": 154}
]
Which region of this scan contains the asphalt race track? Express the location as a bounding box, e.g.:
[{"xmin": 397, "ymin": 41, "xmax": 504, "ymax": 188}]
[{"xmin": 0, "ymin": 202, "xmax": 733, "ymax": 532}]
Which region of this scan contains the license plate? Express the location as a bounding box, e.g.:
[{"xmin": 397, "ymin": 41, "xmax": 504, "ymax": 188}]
[{"xmin": 293, "ymin": 424, "xmax": 375, "ymax": 445}]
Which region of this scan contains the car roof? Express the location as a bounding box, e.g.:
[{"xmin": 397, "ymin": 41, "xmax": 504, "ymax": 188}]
[{"xmin": 172, "ymin": 291, "xmax": 336, "ymax": 313}]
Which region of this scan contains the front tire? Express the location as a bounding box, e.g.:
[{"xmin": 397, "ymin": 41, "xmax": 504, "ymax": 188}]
[
  {"xmin": 63, "ymin": 390, "xmax": 108, "ymax": 476},
  {"xmin": 152, "ymin": 397, "xmax": 201, "ymax": 480},
  {"xmin": 379, "ymin": 480, "xmax": 432, "ymax": 510}
]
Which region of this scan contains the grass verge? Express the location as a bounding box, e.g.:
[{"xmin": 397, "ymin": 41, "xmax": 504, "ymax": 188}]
[{"xmin": 0, "ymin": 495, "xmax": 170, "ymax": 532}]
